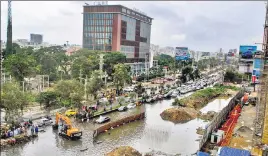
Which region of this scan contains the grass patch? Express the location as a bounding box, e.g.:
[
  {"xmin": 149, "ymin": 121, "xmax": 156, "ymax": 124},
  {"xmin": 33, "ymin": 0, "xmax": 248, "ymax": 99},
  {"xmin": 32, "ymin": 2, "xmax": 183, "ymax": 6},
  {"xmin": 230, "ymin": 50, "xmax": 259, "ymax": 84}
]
[{"xmin": 173, "ymin": 85, "xmax": 240, "ymax": 109}]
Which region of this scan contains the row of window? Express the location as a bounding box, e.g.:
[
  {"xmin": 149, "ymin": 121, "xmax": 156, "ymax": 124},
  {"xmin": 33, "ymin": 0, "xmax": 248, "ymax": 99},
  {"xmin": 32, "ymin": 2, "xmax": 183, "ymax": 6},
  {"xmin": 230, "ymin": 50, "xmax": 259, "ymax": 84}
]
[
  {"xmin": 84, "ymin": 26, "xmax": 113, "ymax": 33},
  {"xmin": 84, "ymin": 45, "xmax": 112, "ymax": 51},
  {"xmin": 84, "ymin": 33, "xmax": 112, "ymax": 39},
  {"xmin": 84, "ymin": 20, "xmax": 113, "ymax": 26},
  {"xmin": 84, "ymin": 38, "xmax": 112, "ymax": 45},
  {"xmin": 84, "ymin": 13, "xmax": 114, "ymax": 20}
]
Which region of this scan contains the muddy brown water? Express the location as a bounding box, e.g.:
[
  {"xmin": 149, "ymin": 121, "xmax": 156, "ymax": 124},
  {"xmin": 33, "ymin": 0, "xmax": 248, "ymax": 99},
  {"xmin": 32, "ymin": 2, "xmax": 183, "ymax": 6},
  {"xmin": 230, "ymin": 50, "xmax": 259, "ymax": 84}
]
[{"xmin": 1, "ymin": 91, "xmax": 233, "ymax": 156}]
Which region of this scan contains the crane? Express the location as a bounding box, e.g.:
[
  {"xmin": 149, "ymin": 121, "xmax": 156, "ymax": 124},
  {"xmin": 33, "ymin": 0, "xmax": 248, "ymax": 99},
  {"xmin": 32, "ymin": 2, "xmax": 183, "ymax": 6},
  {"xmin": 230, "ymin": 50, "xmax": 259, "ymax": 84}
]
[{"xmin": 52, "ymin": 112, "xmax": 82, "ymax": 140}]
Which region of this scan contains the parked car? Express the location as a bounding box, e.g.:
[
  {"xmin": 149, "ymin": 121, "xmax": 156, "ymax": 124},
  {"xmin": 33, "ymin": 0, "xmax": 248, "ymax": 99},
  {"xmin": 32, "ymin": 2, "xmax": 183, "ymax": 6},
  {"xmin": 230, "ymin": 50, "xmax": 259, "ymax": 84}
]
[
  {"xmin": 95, "ymin": 116, "xmax": 110, "ymax": 124},
  {"xmin": 118, "ymin": 106, "xmax": 127, "ymax": 112},
  {"xmin": 37, "ymin": 118, "xmax": 53, "ymax": 127},
  {"xmin": 127, "ymin": 103, "xmax": 136, "ymax": 109},
  {"xmin": 65, "ymin": 109, "xmax": 77, "ymax": 117}
]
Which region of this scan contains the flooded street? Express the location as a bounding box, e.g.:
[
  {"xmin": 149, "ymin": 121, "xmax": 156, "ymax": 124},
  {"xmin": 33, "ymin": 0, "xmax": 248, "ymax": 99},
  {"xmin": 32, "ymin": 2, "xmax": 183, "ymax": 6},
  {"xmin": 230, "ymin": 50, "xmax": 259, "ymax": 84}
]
[{"xmin": 1, "ymin": 92, "xmax": 233, "ymax": 156}]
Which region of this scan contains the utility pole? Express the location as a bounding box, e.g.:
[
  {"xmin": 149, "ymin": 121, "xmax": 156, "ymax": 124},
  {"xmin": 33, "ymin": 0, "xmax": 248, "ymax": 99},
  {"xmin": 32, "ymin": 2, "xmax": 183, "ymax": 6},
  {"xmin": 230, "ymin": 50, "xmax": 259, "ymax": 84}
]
[
  {"xmin": 6, "ymin": 0, "xmax": 13, "ymax": 57},
  {"xmin": 79, "ymin": 68, "xmax": 82, "ymax": 83},
  {"xmin": 85, "ymin": 75, "xmax": 88, "ymax": 100}
]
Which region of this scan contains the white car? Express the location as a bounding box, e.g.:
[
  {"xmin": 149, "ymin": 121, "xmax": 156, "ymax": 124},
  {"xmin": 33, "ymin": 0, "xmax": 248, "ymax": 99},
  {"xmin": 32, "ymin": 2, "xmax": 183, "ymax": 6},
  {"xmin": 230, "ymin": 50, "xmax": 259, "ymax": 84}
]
[
  {"xmin": 118, "ymin": 106, "xmax": 127, "ymax": 112},
  {"xmin": 38, "ymin": 118, "xmax": 53, "ymax": 127},
  {"xmin": 95, "ymin": 116, "xmax": 110, "ymax": 124},
  {"xmin": 127, "ymin": 103, "xmax": 136, "ymax": 109}
]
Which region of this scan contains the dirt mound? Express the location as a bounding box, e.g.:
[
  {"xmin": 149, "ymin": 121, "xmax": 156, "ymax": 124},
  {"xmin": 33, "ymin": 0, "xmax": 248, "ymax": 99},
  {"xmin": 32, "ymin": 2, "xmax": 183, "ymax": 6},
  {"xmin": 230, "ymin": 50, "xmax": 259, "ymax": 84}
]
[
  {"xmin": 160, "ymin": 107, "xmax": 198, "ymax": 123},
  {"xmin": 106, "ymin": 146, "xmax": 142, "ymax": 156},
  {"xmin": 237, "ymin": 126, "xmax": 253, "ymax": 133},
  {"xmin": 198, "ymin": 111, "xmax": 217, "ymax": 121}
]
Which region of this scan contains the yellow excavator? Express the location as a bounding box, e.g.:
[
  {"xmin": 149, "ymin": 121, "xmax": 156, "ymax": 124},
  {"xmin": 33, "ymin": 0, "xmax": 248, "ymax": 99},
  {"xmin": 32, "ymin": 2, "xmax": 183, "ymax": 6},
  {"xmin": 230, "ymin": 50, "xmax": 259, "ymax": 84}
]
[{"xmin": 52, "ymin": 112, "xmax": 82, "ymax": 140}]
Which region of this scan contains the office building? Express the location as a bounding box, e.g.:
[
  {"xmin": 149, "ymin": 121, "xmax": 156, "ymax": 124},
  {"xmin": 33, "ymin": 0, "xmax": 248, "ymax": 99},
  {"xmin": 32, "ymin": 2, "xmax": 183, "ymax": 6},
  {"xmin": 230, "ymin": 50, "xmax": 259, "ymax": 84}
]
[
  {"xmin": 30, "ymin": 34, "xmax": 43, "ymax": 44},
  {"xmin": 83, "ymin": 4, "xmax": 153, "ymax": 77}
]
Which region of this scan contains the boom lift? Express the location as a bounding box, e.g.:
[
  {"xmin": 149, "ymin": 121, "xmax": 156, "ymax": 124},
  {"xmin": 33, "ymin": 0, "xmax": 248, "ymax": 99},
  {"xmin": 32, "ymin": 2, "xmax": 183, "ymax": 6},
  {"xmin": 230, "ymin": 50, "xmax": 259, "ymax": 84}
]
[{"xmin": 52, "ymin": 112, "xmax": 82, "ymax": 140}]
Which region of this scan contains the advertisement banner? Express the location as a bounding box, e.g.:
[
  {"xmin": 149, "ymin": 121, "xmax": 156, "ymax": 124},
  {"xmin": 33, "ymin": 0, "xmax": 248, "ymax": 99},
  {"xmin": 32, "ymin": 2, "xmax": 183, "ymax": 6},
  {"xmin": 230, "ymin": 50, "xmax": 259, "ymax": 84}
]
[
  {"xmin": 254, "ymin": 58, "xmax": 262, "ymax": 69},
  {"xmin": 239, "ymin": 45, "xmax": 257, "ymax": 59},
  {"xmin": 175, "ymin": 47, "xmax": 190, "ymax": 60}
]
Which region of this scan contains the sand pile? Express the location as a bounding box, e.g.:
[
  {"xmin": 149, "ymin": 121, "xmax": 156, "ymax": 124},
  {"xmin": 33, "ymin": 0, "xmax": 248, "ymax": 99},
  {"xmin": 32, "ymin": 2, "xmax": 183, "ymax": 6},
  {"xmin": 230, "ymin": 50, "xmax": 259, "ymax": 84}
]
[
  {"xmin": 160, "ymin": 107, "xmax": 198, "ymax": 123},
  {"xmin": 198, "ymin": 111, "xmax": 217, "ymax": 121},
  {"xmin": 106, "ymin": 146, "xmax": 142, "ymax": 156}
]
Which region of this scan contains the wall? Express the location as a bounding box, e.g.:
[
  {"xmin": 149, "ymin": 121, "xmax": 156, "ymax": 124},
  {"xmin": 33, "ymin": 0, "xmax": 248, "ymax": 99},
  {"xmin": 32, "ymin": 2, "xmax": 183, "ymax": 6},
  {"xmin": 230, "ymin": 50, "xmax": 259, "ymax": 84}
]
[
  {"xmin": 199, "ymin": 90, "xmax": 244, "ymax": 150},
  {"xmin": 93, "ymin": 112, "xmax": 145, "ymax": 138}
]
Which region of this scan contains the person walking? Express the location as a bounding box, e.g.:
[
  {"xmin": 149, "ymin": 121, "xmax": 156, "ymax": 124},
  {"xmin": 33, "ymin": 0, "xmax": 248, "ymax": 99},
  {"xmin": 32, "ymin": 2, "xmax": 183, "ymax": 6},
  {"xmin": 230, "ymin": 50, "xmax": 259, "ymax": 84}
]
[
  {"xmin": 35, "ymin": 126, "xmax": 38, "ymax": 136},
  {"xmin": 31, "ymin": 125, "xmax": 34, "ymax": 136}
]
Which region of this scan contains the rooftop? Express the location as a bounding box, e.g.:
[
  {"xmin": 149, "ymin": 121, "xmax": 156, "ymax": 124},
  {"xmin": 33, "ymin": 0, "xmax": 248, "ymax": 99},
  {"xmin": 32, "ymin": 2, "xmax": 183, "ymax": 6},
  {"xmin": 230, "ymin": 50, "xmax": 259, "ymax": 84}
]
[{"xmin": 83, "ymin": 4, "xmax": 153, "ymax": 20}]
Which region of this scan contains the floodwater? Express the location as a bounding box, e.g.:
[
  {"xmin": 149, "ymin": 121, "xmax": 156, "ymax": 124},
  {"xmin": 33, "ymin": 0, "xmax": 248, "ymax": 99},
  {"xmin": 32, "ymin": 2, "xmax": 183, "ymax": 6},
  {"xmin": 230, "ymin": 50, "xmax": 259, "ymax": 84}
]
[
  {"xmin": 200, "ymin": 97, "xmax": 232, "ymax": 113},
  {"xmin": 1, "ymin": 92, "xmax": 233, "ymax": 156}
]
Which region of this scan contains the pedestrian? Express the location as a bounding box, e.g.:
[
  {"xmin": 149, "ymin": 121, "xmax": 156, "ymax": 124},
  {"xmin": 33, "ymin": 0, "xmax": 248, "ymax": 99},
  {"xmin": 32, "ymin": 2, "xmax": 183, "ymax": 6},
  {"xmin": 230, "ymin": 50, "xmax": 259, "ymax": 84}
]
[
  {"xmin": 31, "ymin": 125, "xmax": 34, "ymax": 136},
  {"xmin": 35, "ymin": 126, "xmax": 38, "ymax": 136}
]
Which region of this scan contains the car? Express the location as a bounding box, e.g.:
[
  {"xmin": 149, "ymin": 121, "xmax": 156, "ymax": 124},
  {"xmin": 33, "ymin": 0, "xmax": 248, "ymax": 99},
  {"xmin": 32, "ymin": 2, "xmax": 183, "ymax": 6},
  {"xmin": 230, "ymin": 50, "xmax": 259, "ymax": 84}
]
[
  {"xmin": 95, "ymin": 116, "xmax": 110, "ymax": 124},
  {"xmin": 37, "ymin": 118, "xmax": 53, "ymax": 127},
  {"xmin": 65, "ymin": 109, "xmax": 77, "ymax": 117},
  {"xmin": 118, "ymin": 106, "xmax": 127, "ymax": 112},
  {"xmin": 171, "ymin": 91, "xmax": 179, "ymax": 97},
  {"xmin": 127, "ymin": 103, "xmax": 136, "ymax": 109}
]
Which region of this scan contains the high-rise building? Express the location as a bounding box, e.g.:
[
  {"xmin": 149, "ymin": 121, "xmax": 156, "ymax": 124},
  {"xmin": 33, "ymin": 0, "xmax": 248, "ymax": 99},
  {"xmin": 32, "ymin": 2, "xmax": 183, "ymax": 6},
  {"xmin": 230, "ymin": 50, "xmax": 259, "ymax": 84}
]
[
  {"xmin": 83, "ymin": 4, "xmax": 153, "ymax": 77},
  {"xmin": 30, "ymin": 34, "xmax": 43, "ymax": 44}
]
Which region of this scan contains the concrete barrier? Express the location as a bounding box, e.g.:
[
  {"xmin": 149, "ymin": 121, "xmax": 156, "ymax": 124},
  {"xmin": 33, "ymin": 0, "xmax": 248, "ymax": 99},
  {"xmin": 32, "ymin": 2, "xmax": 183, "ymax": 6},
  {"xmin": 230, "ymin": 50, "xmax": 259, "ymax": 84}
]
[
  {"xmin": 93, "ymin": 112, "xmax": 145, "ymax": 138},
  {"xmin": 198, "ymin": 89, "xmax": 244, "ymax": 150}
]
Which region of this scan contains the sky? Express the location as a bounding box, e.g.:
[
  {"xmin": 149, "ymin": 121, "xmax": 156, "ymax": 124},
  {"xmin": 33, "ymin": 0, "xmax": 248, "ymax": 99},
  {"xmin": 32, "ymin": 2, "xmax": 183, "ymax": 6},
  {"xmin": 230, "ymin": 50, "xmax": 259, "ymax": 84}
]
[{"xmin": 0, "ymin": 1, "xmax": 266, "ymax": 52}]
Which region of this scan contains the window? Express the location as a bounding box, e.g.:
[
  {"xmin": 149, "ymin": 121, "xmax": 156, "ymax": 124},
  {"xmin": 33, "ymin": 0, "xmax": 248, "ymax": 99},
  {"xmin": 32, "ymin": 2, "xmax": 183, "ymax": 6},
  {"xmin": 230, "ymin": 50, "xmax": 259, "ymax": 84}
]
[
  {"xmin": 122, "ymin": 8, "xmax": 126, "ymax": 13},
  {"xmin": 127, "ymin": 10, "xmax": 130, "ymax": 14}
]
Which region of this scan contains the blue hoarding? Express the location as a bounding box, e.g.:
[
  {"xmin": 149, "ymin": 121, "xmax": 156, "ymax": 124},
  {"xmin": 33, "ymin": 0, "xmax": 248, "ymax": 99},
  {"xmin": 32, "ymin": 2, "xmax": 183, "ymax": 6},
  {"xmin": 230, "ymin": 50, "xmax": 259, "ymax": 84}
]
[
  {"xmin": 254, "ymin": 58, "xmax": 262, "ymax": 69},
  {"xmin": 239, "ymin": 45, "xmax": 257, "ymax": 59},
  {"xmin": 175, "ymin": 47, "xmax": 190, "ymax": 60}
]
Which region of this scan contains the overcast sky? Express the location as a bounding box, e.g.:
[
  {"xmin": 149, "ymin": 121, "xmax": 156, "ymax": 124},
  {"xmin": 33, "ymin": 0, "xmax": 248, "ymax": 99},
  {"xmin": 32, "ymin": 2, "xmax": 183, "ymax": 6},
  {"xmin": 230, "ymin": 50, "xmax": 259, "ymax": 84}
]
[{"xmin": 0, "ymin": 1, "xmax": 266, "ymax": 52}]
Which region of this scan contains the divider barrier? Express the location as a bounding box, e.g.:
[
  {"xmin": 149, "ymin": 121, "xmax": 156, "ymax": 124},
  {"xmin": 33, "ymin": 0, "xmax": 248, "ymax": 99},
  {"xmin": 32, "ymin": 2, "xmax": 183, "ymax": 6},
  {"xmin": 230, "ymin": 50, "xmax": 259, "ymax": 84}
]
[{"xmin": 199, "ymin": 89, "xmax": 244, "ymax": 150}]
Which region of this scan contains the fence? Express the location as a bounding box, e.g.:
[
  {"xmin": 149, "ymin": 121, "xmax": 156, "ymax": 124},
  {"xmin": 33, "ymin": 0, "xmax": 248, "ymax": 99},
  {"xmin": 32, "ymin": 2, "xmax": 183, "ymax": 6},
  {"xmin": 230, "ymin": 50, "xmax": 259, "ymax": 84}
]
[
  {"xmin": 199, "ymin": 89, "xmax": 244, "ymax": 150},
  {"xmin": 93, "ymin": 112, "xmax": 145, "ymax": 138}
]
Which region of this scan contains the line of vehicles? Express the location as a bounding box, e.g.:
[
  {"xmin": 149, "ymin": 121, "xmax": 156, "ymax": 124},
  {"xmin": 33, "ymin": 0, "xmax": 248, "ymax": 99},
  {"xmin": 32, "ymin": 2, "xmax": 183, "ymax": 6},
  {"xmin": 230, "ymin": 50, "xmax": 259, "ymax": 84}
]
[
  {"xmin": 163, "ymin": 73, "xmax": 222, "ymax": 99},
  {"xmin": 30, "ymin": 72, "xmax": 222, "ymax": 141}
]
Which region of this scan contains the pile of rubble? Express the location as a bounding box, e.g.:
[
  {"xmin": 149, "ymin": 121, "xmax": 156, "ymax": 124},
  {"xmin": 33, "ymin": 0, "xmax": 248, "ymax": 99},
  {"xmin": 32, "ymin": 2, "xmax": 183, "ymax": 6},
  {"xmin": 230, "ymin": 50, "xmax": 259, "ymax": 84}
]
[{"xmin": 160, "ymin": 107, "xmax": 198, "ymax": 123}]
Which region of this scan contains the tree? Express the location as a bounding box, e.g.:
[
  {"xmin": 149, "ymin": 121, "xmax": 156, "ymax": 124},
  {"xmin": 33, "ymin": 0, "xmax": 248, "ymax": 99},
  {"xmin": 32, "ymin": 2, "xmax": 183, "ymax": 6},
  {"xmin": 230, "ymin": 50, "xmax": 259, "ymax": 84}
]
[
  {"xmin": 36, "ymin": 91, "xmax": 59, "ymax": 109},
  {"xmin": 154, "ymin": 54, "xmax": 174, "ymax": 67},
  {"xmin": 180, "ymin": 66, "xmax": 194, "ymax": 83},
  {"xmin": 2, "ymin": 82, "xmax": 31, "ymax": 122},
  {"xmin": 117, "ymin": 96, "xmax": 125, "ymax": 106},
  {"xmin": 70, "ymin": 49, "xmax": 100, "ymax": 79},
  {"xmin": 104, "ymin": 52, "xmax": 126, "ymax": 77},
  {"xmin": 129, "ymin": 92, "xmax": 137, "ymax": 102},
  {"xmin": 113, "ymin": 64, "xmax": 132, "ymax": 90},
  {"xmin": 54, "ymin": 80, "xmax": 84, "ymax": 107},
  {"xmin": 86, "ymin": 70, "xmax": 104, "ymax": 100},
  {"xmin": 3, "ymin": 51, "xmax": 39, "ymax": 82},
  {"xmin": 135, "ymin": 83, "xmax": 145, "ymax": 97}
]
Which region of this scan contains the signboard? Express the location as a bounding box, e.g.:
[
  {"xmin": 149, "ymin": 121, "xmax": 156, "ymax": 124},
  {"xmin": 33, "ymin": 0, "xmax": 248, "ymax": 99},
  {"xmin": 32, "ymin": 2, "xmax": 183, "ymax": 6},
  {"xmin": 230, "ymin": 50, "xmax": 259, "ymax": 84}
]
[
  {"xmin": 175, "ymin": 47, "xmax": 190, "ymax": 60},
  {"xmin": 254, "ymin": 58, "xmax": 262, "ymax": 69},
  {"xmin": 252, "ymin": 75, "xmax": 256, "ymax": 83},
  {"xmin": 252, "ymin": 70, "xmax": 261, "ymax": 77},
  {"xmin": 239, "ymin": 45, "xmax": 257, "ymax": 59}
]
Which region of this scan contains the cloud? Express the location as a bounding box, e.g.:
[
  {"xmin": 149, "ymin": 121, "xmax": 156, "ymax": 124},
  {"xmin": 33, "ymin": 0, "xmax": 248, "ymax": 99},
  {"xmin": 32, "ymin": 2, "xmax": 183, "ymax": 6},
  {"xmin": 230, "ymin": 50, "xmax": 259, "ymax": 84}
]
[{"xmin": 0, "ymin": 1, "xmax": 266, "ymax": 51}]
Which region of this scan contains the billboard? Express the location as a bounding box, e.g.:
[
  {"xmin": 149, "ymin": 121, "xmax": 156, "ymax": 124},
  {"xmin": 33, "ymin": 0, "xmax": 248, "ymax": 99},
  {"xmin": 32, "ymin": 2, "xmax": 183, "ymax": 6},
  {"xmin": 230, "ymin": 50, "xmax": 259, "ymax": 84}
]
[
  {"xmin": 254, "ymin": 58, "xmax": 262, "ymax": 69},
  {"xmin": 239, "ymin": 45, "xmax": 257, "ymax": 59},
  {"xmin": 253, "ymin": 58, "xmax": 263, "ymax": 77},
  {"xmin": 175, "ymin": 47, "xmax": 190, "ymax": 60}
]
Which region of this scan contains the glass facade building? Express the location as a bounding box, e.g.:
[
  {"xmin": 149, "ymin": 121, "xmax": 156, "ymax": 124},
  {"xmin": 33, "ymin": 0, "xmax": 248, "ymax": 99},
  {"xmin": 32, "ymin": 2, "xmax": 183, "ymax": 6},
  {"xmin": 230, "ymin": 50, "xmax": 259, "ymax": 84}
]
[
  {"xmin": 83, "ymin": 13, "xmax": 114, "ymax": 51},
  {"xmin": 83, "ymin": 5, "xmax": 153, "ymax": 77}
]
